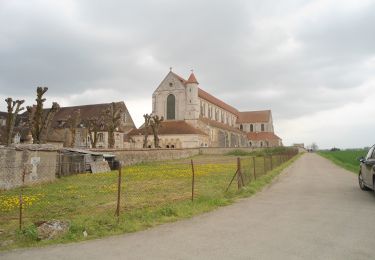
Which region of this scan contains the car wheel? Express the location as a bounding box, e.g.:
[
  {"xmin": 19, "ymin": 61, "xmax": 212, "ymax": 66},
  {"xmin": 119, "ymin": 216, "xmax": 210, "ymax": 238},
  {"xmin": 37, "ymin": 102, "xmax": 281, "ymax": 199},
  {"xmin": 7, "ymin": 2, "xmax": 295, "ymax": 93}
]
[{"xmin": 359, "ymin": 171, "xmax": 369, "ymax": 191}]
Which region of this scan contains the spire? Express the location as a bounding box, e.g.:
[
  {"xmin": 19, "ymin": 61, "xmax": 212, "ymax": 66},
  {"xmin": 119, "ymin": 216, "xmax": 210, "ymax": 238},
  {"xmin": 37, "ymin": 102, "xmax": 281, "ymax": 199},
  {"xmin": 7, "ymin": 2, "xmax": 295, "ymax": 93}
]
[{"xmin": 187, "ymin": 71, "xmax": 199, "ymax": 84}]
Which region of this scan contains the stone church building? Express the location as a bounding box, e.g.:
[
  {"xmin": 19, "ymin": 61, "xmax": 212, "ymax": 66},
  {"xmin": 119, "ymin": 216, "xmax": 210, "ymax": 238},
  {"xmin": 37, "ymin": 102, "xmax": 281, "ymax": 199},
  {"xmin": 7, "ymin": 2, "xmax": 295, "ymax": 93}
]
[{"xmin": 129, "ymin": 70, "xmax": 282, "ymax": 148}]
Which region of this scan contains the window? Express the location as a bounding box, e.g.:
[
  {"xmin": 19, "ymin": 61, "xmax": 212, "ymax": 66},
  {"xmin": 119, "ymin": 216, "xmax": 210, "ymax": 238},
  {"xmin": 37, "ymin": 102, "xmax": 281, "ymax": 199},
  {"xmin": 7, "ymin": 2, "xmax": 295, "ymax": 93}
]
[
  {"xmin": 240, "ymin": 124, "xmax": 243, "ymax": 130},
  {"xmin": 167, "ymin": 94, "xmax": 175, "ymax": 120},
  {"xmin": 261, "ymin": 124, "xmax": 265, "ymax": 132},
  {"xmin": 98, "ymin": 133, "xmax": 104, "ymax": 142},
  {"xmin": 169, "ymin": 82, "xmax": 173, "ymax": 87},
  {"xmin": 250, "ymin": 124, "xmax": 254, "ymax": 132}
]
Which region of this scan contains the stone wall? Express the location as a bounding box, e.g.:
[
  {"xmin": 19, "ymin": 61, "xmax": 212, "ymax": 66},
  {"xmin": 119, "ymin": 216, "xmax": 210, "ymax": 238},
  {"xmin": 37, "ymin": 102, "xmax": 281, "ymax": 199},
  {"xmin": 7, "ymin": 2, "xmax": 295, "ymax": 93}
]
[
  {"xmin": 0, "ymin": 145, "xmax": 58, "ymax": 190},
  {"xmin": 93, "ymin": 147, "xmax": 259, "ymax": 165},
  {"xmin": 94, "ymin": 148, "xmax": 201, "ymax": 166},
  {"xmin": 199, "ymin": 147, "xmax": 257, "ymax": 155}
]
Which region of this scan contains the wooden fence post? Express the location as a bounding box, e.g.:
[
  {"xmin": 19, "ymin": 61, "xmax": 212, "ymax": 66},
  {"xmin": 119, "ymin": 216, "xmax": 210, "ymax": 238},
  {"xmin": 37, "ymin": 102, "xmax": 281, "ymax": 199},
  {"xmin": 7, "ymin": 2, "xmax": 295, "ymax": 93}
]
[
  {"xmin": 263, "ymin": 156, "xmax": 266, "ymax": 175},
  {"xmin": 115, "ymin": 163, "xmax": 122, "ymax": 219},
  {"xmin": 253, "ymin": 157, "xmax": 256, "ymax": 180},
  {"xmin": 191, "ymin": 159, "xmax": 195, "ymax": 202},
  {"xmin": 270, "ymin": 155, "xmax": 273, "ymax": 170},
  {"xmin": 237, "ymin": 157, "xmax": 242, "ymax": 189}
]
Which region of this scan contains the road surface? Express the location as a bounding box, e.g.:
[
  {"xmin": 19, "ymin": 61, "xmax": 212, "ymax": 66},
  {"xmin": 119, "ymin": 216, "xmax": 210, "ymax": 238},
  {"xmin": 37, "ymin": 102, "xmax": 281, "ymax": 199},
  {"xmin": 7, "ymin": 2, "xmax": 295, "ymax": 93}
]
[{"xmin": 2, "ymin": 153, "xmax": 375, "ymax": 259}]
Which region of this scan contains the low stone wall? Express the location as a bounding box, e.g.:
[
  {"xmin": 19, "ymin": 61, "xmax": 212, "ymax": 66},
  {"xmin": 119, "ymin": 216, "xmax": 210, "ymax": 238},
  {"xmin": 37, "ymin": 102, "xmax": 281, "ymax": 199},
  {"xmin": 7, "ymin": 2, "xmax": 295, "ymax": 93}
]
[
  {"xmin": 94, "ymin": 148, "xmax": 200, "ymax": 166},
  {"xmin": 93, "ymin": 147, "xmax": 261, "ymax": 165},
  {"xmin": 0, "ymin": 145, "xmax": 58, "ymax": 190},
  {"xmin": 199, "ymin": 147, "xmax": 258, "ymax": 155}
]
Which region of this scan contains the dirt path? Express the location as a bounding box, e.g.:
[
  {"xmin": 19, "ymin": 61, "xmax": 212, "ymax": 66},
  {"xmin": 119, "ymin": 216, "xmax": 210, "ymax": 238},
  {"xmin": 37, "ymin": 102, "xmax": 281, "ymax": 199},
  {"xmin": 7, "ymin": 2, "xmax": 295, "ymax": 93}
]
[{"xmin": 2, "ymin": 153, "xmax": 375, "ymax": 260}]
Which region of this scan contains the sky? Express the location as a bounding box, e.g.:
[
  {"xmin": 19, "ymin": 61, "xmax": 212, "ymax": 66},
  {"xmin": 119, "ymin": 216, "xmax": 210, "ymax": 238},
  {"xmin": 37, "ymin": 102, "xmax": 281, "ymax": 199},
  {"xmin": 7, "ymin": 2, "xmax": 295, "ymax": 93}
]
[{"xmin": 0, "ymin": 0, "xmax": 374, "ymax": 149}]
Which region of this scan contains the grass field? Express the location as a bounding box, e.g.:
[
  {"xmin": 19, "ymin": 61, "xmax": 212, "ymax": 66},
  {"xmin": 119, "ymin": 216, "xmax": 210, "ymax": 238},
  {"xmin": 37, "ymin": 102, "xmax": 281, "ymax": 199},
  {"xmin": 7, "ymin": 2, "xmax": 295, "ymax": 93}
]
[
  {"xmin": 318, "ymin": 149, "xmax": 368, "ymax": 173},
  {"xmin": 0, "ymin": 151, "xmax": 299, "ymax": 251}
]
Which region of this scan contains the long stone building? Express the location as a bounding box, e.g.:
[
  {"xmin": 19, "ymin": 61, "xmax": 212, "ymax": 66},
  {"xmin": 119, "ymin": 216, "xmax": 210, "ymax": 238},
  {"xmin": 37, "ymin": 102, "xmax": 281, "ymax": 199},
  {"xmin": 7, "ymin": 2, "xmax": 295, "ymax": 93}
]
[
  {"xmin": 13, "ymin": 102, "xmax": 135, "ymax": 148},
  {"xmin": 128, "ymin": 70, "xmax": 282, "ymax": 148}
]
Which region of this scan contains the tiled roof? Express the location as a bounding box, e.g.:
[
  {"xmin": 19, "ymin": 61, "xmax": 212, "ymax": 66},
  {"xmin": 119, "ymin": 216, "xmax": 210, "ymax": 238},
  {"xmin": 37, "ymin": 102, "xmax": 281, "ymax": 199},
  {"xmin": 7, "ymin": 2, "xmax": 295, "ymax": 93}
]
[
  {"xmin": 172, "ymin": 72, "xmax": 239, "ymax": 116},
  {"xmin": 19, "ymin": 102, "xmax": 134, "ymax": 130},
  {"xmin": 0, "ymin": 111, "xmax": 8, "ymax": 118},
  {"xmin": 187, "ymin": 73, "xmax": 199, "ymax": 84},
  {"xmin": 237, "ymin": 110, "xmax": 271, "ymax": 123},
  {"xmin": 128, "ymin": 120, "xmax": 208, "ymax": 136},
  {"xmin": 198, "ymin": 88, "xmax": 239, "ymax": 116},
  {"xmin": 199, "ymin": 117, "xmax": 243, "ymax": 134},
  {"xmin": 246, "ymin": 132, "xmax": 281, "ymax": 141}
]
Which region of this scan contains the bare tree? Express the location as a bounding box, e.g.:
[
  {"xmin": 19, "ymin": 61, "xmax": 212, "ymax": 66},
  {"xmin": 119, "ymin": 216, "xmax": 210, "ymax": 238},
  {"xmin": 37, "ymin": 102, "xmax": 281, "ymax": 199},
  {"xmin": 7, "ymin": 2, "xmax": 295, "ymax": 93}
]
[
  {"xmin": 66, "ymin": 109, "xmax": 81, "ymax": 147},
  {"xmin": 149, "ymin": 115, "xmax": 164, "ymax": 148},
  {"xmin": 105, "ymin": 102, "xmax": 123, "ymax": 148},
  {"xmin": 4, "ymin": 98, "xmax": 25, "ymax": 146},
  {"xmin": 26, "ymin": 87, "xmax": 60, "ymax": 144},
  {"xmin": 142, "ymin": 114, "xmax": 151, "ymax": 148},
  {"xmin": 84, "ymin": 116, "xmax": 104, "ymax": 148}
]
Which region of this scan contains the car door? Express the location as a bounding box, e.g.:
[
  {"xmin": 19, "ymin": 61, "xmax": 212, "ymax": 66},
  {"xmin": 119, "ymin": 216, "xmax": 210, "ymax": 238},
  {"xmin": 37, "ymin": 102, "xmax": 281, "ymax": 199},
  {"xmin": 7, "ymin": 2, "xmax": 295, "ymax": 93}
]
[{"xmin": 363, "ymin": 146, "xmax": 375, "ymax": 187}]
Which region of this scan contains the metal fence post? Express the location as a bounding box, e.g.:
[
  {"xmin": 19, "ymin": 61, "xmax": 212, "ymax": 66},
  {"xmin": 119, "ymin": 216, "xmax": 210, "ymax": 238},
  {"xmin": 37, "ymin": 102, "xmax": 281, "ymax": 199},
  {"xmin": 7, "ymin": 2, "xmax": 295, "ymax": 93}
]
[{"xmin": 191, "ymin": 159, "xmax": 195, "ymax": 202}]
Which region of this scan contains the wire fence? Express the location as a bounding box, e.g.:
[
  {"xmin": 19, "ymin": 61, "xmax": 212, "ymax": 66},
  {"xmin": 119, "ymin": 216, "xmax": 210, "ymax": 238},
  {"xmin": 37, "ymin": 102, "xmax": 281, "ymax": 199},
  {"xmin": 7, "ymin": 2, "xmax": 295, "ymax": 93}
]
[{"xmin": 0, "ymin": 149, "xmax": 298, "ymax": 246}]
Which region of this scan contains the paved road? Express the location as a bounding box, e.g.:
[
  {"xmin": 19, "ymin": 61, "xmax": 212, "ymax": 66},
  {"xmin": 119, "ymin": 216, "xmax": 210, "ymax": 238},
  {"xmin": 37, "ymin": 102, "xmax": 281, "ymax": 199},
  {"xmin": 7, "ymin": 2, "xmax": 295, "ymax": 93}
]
[{"xmin": 2, "ymin": 153, "xmax": 375, "ymax": 260}]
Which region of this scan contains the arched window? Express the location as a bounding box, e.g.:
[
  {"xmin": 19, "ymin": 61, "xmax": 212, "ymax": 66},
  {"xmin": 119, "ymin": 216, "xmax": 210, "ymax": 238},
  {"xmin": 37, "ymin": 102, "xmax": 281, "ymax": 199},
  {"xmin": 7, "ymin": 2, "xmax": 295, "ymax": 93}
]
[
  {"xmin": 261, "ymin": 124, "xmax": 265, "ymax": 132},
  {"xmin": 250, "ymin": 124, "xmax": 253, "ymax": 132},
  {"xmin": 167, "ymin": 94, "xmax": 175, "ymax": 120},
  {"xmin": 240, "ymin": 124, "xmax": 243, "ymax": 130}
]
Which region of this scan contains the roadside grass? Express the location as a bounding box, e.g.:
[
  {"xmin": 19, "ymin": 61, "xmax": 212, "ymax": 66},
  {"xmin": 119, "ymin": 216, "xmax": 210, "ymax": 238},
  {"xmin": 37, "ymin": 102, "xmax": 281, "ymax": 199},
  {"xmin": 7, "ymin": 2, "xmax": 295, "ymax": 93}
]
[
  {"xmin": 0, "ymin": 153, "xmax": 300, "ymax": 251},
  {"xmin": 318, "ymin": 149, "xmax": 368, "ymax": 174},
  {"xmin": 226, "ymin": 146, "xmax": 292, "ymax": 157}
]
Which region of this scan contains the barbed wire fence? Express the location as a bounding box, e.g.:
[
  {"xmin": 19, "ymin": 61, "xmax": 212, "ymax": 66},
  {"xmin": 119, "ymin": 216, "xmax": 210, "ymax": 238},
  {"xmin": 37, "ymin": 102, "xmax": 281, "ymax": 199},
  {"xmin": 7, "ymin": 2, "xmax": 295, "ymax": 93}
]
[{"xmin": 0, "ymin": 148, "xmax": 298, "ymax": 245}]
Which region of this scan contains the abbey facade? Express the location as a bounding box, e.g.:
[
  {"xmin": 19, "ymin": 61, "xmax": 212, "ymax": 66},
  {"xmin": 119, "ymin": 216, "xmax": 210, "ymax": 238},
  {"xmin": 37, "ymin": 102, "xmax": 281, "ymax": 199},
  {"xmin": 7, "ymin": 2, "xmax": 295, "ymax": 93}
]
[{"xmin": 129, "ymin": 71, "xmax": 282, "ymax": 149}]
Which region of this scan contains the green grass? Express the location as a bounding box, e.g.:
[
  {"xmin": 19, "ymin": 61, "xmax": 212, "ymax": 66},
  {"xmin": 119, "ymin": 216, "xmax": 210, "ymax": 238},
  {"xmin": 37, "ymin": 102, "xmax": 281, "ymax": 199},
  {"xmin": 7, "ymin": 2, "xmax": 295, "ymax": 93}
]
[
  {"xmin": 226, "ymin": 147, "xmax": 296, "ymax": 157},
  {"xmin": 0, "ymin": 153, "xmax": 300, "ymax": 251},
  {"xmin": 318, "ymin": 149, "xmax": 368, "ymax": 173}
]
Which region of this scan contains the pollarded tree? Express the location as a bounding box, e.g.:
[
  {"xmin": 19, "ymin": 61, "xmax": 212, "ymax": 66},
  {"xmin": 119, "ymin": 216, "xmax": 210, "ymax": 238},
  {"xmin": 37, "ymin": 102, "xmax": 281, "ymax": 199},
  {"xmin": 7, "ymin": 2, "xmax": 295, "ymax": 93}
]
[
  {"xmin": 26, "ymin": 87, "xmax": 60, "ymax": 144},
  {"xmin": 150, "ymin": 115, "xmax": 163, "ymax": 148},
  {"xmin": 4, "ymin": 98, "xmax": 25, "ymax": 146},
  {"xmin": 66, "ymin": 109, "xmax": 81, "ymax": 147},
  {"xmin": 84, "ymin": 116, "xmax": 104, "ymax": 148},
  {"xmin": 142, "ymin": 114, "xmax": 151, "ymax": 148},
  {"xmin": 105, "ymin": 102, "xmax": 123, "ymax": 148}
]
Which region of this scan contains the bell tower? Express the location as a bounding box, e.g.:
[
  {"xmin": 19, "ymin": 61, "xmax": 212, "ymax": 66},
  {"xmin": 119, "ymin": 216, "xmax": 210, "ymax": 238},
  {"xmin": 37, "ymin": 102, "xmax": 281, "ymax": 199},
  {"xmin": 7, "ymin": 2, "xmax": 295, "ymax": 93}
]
[{"xmin": 185, "ymin": 71, "xmax": 200, "ymax": 120}]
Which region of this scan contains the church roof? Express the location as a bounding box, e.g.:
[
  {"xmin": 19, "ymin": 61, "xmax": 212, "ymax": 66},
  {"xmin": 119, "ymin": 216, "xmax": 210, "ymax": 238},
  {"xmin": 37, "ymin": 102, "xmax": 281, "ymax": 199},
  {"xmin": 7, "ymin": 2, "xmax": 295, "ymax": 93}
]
[
  {"xmin": 186, "ymin": 73, "xmax": 199, "ymax": 84},
  {"xmin": 172, "ymin": 71, "xmax": 239, "ymax": 116},
  {"xmin": 128, "ymin": 120, "xmax": 208, "ymax": 136},
  {"xmin": 246, "ymin": 132, "xmax": 281, "ymax": 141},
  {"xmin": 199, "ymin": 117, "xmax": 243, "ymax": 134},
  {"xmin": 198, "ymin": 88, "xmax": 239, "ymax": 116},
  {"xmin": 237, "ymin": 110, "xmax": 271, "ymax": 123}
]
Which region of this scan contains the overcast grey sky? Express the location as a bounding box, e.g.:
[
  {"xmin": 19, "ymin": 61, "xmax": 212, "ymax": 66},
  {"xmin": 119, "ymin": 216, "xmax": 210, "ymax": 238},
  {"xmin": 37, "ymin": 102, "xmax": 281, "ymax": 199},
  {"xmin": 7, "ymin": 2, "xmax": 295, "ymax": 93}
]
[{"xmin": 1, "ymin": 0, "xmax": 374, "ymax": 149}]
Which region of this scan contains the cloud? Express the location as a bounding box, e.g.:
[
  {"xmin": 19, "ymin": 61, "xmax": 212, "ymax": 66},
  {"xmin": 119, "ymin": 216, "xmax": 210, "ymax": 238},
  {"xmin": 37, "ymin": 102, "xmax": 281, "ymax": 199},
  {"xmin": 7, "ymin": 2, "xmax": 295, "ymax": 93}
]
[{"xmin": 0, "ymin": 0, "xmax": 374, "ymax": 146}]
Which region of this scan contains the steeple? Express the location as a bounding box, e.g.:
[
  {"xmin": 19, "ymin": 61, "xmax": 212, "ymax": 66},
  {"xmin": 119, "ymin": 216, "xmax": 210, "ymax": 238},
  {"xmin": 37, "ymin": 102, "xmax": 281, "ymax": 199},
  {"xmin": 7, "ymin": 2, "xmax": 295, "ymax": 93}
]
[{"xmin": 187, "ymin": 71, "xmax": 199, "ymax": 84}]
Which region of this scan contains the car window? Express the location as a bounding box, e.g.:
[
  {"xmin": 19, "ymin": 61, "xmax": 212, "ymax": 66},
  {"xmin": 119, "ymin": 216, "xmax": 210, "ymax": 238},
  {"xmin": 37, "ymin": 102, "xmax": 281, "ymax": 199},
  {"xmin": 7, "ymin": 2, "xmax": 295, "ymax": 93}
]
[
  {"xmin": 366, "ymin": 146, "xmax": 375, "ymax": 160},
  {"xmin": 371, "ymin": 147, "xmax": 375, "ymax": 159}
]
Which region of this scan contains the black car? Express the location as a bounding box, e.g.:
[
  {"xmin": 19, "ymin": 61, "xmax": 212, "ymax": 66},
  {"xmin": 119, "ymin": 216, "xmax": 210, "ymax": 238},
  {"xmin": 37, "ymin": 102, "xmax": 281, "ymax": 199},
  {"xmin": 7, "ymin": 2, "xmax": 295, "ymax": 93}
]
[{"xmin": 359, "ymin": 144, "xmax": 375, "ymax": 190}]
